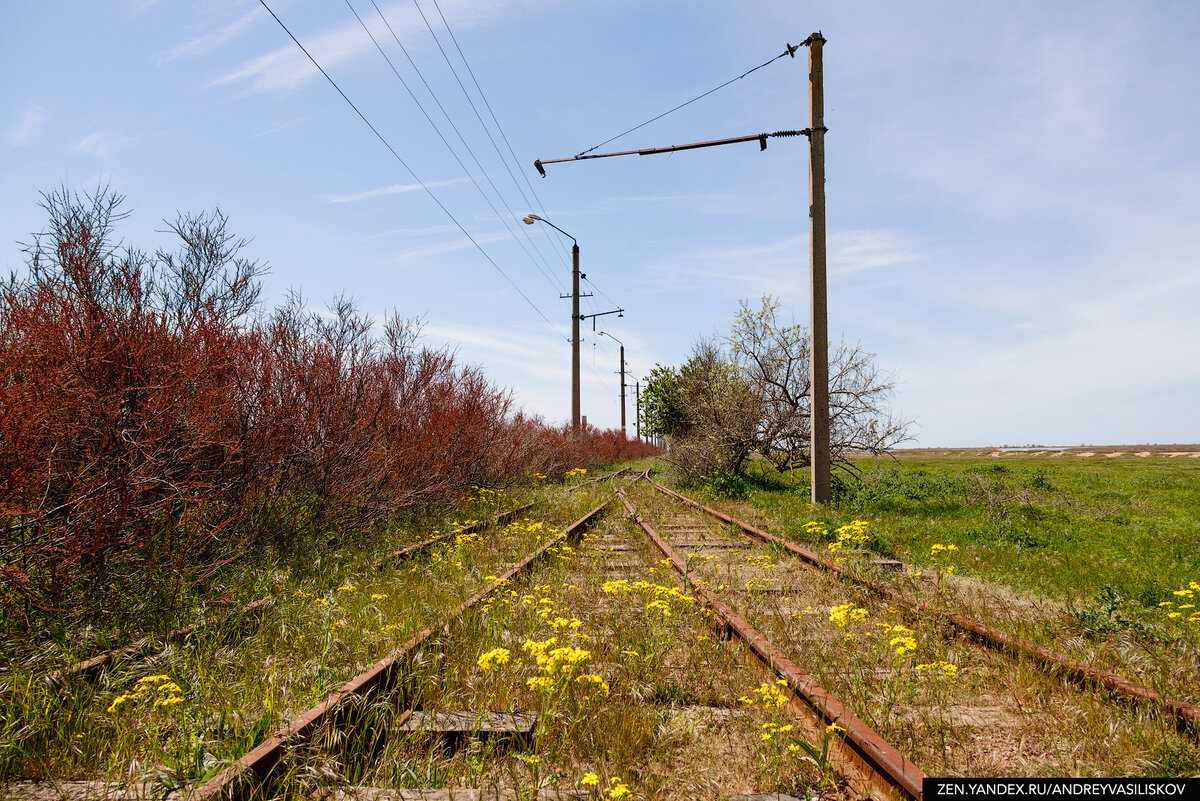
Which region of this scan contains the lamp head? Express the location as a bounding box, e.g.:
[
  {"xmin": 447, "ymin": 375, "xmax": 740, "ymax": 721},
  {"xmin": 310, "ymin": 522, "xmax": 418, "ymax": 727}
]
[{"xmin": 522, "ymin": 214, "xmax": 542, "ymax": 225}]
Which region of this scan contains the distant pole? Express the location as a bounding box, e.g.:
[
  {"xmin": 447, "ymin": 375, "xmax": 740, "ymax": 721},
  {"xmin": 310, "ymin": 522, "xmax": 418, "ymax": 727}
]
[
  {"xmin": 635, "ymin": 381, "xmax": 641, "ymax": 439},
  {"xmin": 808, "ymin": 32, "xmax": 831, "ymax": 504},
  {"xmin": 571, "ymin": 243, "xmax": 581, "ymax": 434},
  {"xmin": 618, "ymin": 345, "xmax": 627, "ymax": 437}
]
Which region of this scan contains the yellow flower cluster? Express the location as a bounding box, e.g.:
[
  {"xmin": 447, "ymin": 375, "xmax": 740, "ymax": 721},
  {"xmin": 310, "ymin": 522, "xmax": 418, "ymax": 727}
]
[
  {"xmin": 566, "ymin": 467, "xmax": 588, "ymax": 477},
  {"xmin": 1160, "ymin": 582, "xmax": 1200, "ymax": 623},
  {"xmin": 107, "ymin": 674, "xmax": 184, "ymax": 714},
  {"xmin": 929, "ymin": 543, "xmax": 958, "ymax": 556},
  {"xmin": 877, "ymin": 622, "xmax": 917, "ymax": 656},
  {"xmin": 916, "ymin": 660, "xmax": 959, "ymax": 679},
  {"xmin": 828, "ymin": 603, "xmax": 869, "ymax": 628},
  {"xmin": 477, "ymin": 647, "xmax": 512, "ymax": 671},
  {"xmin": 828, "ymin": 520, "xmax": 870, "ymax": 553},
  {"xmin": 602, "ymin": 777, "xmax": 631, "ymax": 799},
  {"xmin": 759, "ymin": 721, "xmax": 795, "ymax": 742},
  {"xmin": 521, "ymin": 636, "xmax": 591, "ymax": 687},
  {"xmin": 744, "ymin": 679, "xmax": 789, "ymax": 707}
]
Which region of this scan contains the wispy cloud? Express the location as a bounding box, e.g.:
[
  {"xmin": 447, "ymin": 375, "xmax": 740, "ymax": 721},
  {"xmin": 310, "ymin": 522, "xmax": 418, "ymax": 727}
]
[
  {"xmin": 73, "ymin": 130, "xmax": 132, "ymax": 159},
  {"xmin": 211, "ymin": 0, "xmax": 535, "ymax": 96},
  {"xmin": 165, "ymin": 7, "xmax": 263, "ymax": 60},
  {"xmin": 326, "ymin": 178, "xmax": 467, "ymax": 204},
  {"xmin": 209, "ymin": 1, "xmax": 426, "ymax": 96},
  {"xmin": 830, "ymin": 229, "xmax": 920, "ymax": 275},
  {"xmin": 392, "ymin": 231, "xmax": 508, "ymax": 262},
  {"xmin": 6, "ymin": 103, "xmax": 46, "ymax": 146}
]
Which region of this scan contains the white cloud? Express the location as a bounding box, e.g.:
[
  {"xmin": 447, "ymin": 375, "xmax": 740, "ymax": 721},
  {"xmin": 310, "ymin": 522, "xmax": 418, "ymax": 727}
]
[
  {"xmin": 211, "ymin": 0, "xmax": 539, "ymax": 96},
  {"xmin": 830, "ymin": 229, "xmax": 919, "ymax": 275},
  {"xmin": 326, "ymin": 177, "xmax": 467, "ymax": 203},
  {"xmin": 6, "ymin": 104, "xmax": 45, "ymax": 146},
  {"xmin": 165, "ymin": 7, "xmax": 264, "ymax": 60}
]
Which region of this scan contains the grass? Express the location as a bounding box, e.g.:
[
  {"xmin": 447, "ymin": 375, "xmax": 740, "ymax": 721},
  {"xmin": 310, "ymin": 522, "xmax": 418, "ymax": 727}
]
[{"xmin": 5, "ymin": 452, "xmax": 1200, "ymax": 798}]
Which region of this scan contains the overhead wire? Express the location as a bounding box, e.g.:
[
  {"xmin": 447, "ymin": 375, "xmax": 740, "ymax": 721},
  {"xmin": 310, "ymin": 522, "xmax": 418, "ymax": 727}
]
[
  {"xmin": 575, "ymin": 41, "xmax": 803, "ymax": 157},
  {"xmin": 344, "ymin": 0, "xmax": 566, "ymax": 296},
  {"xmin": 256, "ymin": 0, "xmax": 566, "ymax": 340},
  {"xmin": 408, "ymin": 0, "xmax": 574, "ymax": 274},
  {"xmin": 424, "ymin": 0, "xmax": 569, "ymax": 268}
]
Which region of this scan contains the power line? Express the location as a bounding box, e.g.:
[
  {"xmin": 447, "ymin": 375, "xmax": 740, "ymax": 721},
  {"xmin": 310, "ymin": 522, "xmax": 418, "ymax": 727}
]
[
  {"xmin": 408, "ymin": 0, "xmax": 573, "ymax": 273},
  {"xmin": 345, "ymin": 0, "xmax": 567, "ymax": 296},
  {"xmin": 257, "ymin": 0, "xmax": 566, "ymax": 341},
  {"xmin": 575, "ymin": 41, "xmax": 803, "ymax": 157}
]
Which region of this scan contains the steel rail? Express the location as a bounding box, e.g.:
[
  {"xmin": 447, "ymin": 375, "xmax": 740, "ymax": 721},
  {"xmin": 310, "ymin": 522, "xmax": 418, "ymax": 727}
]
[
  {"xmin": 189, "ymin": 497, "xmax": 613, "ymax": 801},
  {"xmin": 567, "ymin": 467, "xmax": 629, "ymax": 492},
  {"xmin": 376, "ymin": 502, "xmax": 535, "ymax": 569},
  {"xmin": 41, "ymin": 597, "xmax": 273, "ymax": 690},
  {"xmin": 649, "ymin": 480, "xmax": 1200, "ymax": 734},
  {"xmin": 617, "ymin": 490, "xmax": 924, "ymax": 801}
]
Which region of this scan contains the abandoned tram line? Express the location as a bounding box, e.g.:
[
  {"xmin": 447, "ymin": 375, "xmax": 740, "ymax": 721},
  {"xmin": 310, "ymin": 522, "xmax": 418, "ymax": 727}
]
[
  {"xmin": 647, "ymin": 480, "xmax": 1200, "ymax": 735},
  {"xmin": 189, "ymin": 497, "xmax": 613, "ymax": 800},
  {"xmin": 616, "ymin": 488, "xmax": 925, "ymax": 801}
]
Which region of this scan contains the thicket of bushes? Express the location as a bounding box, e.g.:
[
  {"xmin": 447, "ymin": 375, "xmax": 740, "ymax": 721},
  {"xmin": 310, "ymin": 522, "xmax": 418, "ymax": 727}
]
[{"xmin": 0, "ymin": 188, "xmax": 656, "ymax": 634}]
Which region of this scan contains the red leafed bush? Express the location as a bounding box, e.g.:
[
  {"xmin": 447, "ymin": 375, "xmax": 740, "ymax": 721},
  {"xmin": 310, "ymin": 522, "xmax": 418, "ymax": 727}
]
[{"xmin": 0, "ymin": 188, "xmax": 657, "ymax": 634}]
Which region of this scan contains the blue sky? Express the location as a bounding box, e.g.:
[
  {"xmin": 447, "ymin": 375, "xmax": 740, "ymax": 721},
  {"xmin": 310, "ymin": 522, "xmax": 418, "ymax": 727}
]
[{"xmin": 3, "ymin": 1, "xmax": 1198, "ymax": 446}]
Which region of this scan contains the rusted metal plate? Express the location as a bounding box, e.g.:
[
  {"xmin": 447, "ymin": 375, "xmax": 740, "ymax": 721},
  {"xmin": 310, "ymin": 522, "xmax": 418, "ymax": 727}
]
[
  {"xmin": 314, "ymin": 790, "xmax": 586, "ymax": 800},
  {"xmin": 399, "ymin": 711, "xmax": 536, "ymax": 737}
]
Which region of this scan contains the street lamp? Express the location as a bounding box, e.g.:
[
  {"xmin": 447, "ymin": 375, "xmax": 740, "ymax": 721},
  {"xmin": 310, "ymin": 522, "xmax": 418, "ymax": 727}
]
[
  {"xmin": 597, "ymin": 331, "xmax": 627, "ymax": 437},
  {"xmin": 523, "ymin": 213, "xmax": 581, "ymax": 433}
]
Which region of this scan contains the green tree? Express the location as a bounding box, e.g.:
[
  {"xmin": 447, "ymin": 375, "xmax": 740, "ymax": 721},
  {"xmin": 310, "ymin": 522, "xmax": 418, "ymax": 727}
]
[{"xmin": 639, "ymin": 364, "xmax": 686, "ymax": 440}]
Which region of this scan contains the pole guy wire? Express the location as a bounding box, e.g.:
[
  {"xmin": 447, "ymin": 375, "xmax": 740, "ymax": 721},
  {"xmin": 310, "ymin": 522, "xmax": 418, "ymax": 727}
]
[{"xmin": 574, "ymin": 40, "xmax": 806, "ymax": 158}]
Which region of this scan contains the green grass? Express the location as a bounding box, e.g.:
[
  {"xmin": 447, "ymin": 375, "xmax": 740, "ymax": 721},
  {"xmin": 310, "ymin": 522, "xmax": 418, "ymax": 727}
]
[{"xmin": 725, "ymin": 453, "xmax": 1200, "ymax": 609}]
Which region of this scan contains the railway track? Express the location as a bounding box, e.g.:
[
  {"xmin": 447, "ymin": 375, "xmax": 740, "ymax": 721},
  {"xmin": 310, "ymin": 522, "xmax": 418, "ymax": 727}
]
[
  {"xmin": 616, "ymin": 488, "xmax": 923, "ymax": 801},
  {"xmin": 189, "ymin": 498, "xmax": 613, "ymax": 800},
  {"xmin": 648, "ymin": 479, "xmax": 1200, "ymax": 733}
]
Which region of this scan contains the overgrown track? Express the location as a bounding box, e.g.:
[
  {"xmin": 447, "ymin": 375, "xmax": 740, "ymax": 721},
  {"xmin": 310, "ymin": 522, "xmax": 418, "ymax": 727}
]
[
  {"xmin": 617, "ymin": 489, "xmax": 923, "ymax": 801},
  {"xmin": 39, "ymin": 598, "xmax": 274, "ymax": 690},
  {"xmin": 376, "ymin": 503, "xmax": 536, "ymax": 569},
  {"xmin": 650, "ymin": 480, "xmax": 1200, "ymax": 734},
  {"xmin": 189, "ymin": 498, "xmax": 613, "ymax": 801}
]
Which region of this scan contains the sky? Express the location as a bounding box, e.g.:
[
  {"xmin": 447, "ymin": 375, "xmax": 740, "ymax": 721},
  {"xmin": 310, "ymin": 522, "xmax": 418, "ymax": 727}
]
[{"xmin": 3, "ymin": 1, "xmax": 1198, "ymax": 447}]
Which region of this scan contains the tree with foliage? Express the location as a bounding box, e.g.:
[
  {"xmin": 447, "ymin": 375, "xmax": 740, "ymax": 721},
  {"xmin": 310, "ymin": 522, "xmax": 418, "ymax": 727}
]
[
  {"xmin": 652, "ymin": 295, "xmax": 911, "ymax": 481},
  {"xmin": 638, "ymin": 364, "xmax": 686, "ymax": 440}
]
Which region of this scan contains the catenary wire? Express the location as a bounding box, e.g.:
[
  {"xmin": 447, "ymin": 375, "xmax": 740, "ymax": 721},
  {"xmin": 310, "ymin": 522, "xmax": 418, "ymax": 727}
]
[
  {"xmin": 345, "ymin": 0, "xmax": 567, "ymax": 296},
  {"xmin": 575, "ymin": 42, "xmax": 802, "ymax": 157},
  {"xmin": 257, "ymin": 0, "xmax": 566, "ymax": 341},
  {"xmin": 407, "ymin": 0, "xmax": 572, "ymax": 273},
  {"xmin": 425, "ymin": 0, "xmax": 568, "ymax": 267}
]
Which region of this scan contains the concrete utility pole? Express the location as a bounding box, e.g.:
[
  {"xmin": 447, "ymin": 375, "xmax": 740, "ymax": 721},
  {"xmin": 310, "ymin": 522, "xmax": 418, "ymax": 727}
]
[
  {"xmin": 571, "ymin": 242, "xmax": 581, "ymax": 433},
  {"xmin": 523, "ymin": 213, "xmax": 582, "ymax": 434},
  {"xmin": 635, "ymin": 381, "xmax": 640, "ymax": 439},
  {"xmin": 807, "ymin": 32, "xmax": 831, "ymax": 504},
  {"xmin": 598, "ymin": 330, "xmax": 627, "ymax": 437},
  {"xmin": 618, "ymin": 344, "xmax": 626, "ymax": 436}
]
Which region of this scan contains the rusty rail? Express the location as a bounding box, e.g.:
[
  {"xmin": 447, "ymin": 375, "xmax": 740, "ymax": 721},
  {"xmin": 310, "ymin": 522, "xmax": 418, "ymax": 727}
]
[
  {"xmin": 617, "ymin": 490, "xmax": 924, "ymax": 800},
  {"xmin": 376, "ymin": 502, "xmax": 535, "ymax": 569},
  {"xmin": 567, "ymin": 467, "xmax": 629, "ymax": 492},
  {"xmin": 189, "ymin": 498, "xmax": 612, "ymax": 801},
  {"xmin": 41, "ymin": 597, "xmax": 274, "ymax": 690},
  {"xmin": 650, "ymin": 480, "xmax": 1200, "ymax": 734}
]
